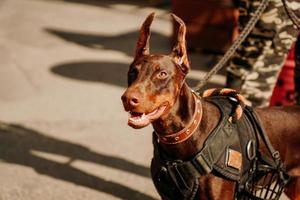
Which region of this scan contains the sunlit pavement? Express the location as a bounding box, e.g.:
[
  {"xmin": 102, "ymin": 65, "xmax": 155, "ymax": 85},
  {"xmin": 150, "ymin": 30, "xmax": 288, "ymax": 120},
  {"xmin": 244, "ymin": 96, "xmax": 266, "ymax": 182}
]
[{"xmin": 0, "ymin": 0, "xmax": 286, "ymax": 200}]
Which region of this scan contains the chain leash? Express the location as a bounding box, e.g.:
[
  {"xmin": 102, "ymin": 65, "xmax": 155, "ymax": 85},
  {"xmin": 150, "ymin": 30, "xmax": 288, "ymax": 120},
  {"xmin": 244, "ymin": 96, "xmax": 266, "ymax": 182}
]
[{"xmin": 195, "ymin": 0, "xmax": 270, "ymax": 91}]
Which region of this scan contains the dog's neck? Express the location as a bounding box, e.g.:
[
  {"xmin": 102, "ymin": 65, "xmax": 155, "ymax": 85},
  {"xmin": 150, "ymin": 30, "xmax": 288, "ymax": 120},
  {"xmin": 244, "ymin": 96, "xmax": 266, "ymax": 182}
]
[
  {"xmin": 152, "ymin": 82, "xmax": 221, "ymax": 159},
  {"xmin": 152, "ymin": 83, "xmax": 195, "ymax": 135}
]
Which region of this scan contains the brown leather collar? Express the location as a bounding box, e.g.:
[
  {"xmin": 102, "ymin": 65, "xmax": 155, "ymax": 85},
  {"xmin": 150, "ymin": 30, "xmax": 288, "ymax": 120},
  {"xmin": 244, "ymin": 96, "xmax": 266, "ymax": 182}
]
[{"xmin": 156, "ymin": 92, "xmax": 202, "ymax": 145}]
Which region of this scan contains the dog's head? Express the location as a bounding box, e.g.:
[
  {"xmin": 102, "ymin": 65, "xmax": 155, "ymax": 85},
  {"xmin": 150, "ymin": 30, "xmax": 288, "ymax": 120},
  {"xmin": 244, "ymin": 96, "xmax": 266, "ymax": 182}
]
[{"xmin": 121, "ymin": 13, "xmax": 190, "ymax": 129}]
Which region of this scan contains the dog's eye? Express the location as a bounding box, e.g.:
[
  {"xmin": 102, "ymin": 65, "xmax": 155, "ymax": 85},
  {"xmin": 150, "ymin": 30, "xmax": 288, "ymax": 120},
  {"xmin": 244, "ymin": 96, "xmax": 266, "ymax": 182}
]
[
  {"xmin": 157, "ymin": 70, "xmax": 168, "ymax": 79},
  {"xmin": 128, "ymin": 68, "xmax": 138, "ymax": 85}
]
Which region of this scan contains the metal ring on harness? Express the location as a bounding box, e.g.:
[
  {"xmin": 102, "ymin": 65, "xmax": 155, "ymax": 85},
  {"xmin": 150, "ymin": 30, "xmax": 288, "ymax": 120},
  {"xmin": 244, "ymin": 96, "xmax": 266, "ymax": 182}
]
[{"xmin": 246, "ymin": 139, "xmax": 256, "ymax": 161}]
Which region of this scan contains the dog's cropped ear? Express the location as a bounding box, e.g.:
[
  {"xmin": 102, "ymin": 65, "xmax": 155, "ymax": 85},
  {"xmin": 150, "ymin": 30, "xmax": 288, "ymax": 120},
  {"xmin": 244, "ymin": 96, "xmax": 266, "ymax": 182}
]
[
  {"xmin": 171, "ymin": 13, "xmax": 190, "ymax": 74},
  {"xmin": 134, "ymin": 12, "xmax": 155, "ymax": 60}
]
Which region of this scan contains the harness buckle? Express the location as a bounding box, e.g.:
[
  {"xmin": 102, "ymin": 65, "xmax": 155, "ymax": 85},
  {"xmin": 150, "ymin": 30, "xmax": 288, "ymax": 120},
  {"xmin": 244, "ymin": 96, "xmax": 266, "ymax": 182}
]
[
  {"xmin": 192, "ymin": 154, "xmax": 213, "ymax": 175},
  {"xmin": 167, "ymin": 161, "xmax": 190, "ymax": 190}
]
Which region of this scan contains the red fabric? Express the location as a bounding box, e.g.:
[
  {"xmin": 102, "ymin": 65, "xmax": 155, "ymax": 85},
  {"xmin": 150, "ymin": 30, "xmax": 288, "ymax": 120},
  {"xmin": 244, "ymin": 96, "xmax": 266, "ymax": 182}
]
[{"xmin": 270, "ymin": 46, "xmax": 296, "ymax": 106}]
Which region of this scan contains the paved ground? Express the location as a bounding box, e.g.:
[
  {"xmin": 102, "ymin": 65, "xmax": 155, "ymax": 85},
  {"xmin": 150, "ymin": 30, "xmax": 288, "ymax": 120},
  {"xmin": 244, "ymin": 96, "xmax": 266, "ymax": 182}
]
[{"xmin": 0, "ymin": 0, "xmax": 288, "ymax": 200}]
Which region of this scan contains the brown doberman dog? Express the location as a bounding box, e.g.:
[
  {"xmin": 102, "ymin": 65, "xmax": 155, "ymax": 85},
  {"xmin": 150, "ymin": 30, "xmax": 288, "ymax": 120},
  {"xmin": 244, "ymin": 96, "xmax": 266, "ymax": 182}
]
[{"xmin": 121, "ymin": 13, "xmax": 300, "ymax": 200}]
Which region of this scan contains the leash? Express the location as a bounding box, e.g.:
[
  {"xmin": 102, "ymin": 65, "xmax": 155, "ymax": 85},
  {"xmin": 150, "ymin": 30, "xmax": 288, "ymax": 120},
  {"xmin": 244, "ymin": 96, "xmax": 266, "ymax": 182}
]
[
  {"xmin": 195, "ymin": 0, "xmax": 270, "ymax": 91},
  {"xmin": 196, "ymin": 0, "xmax": 300, "ymax": 91},
  {"xmin": 196, "ymin": 0, "xmax": 300, "ymax": 92},
  {"xmin": 282, "ymin": 0, "xmax": 300, "ymax": 30}
]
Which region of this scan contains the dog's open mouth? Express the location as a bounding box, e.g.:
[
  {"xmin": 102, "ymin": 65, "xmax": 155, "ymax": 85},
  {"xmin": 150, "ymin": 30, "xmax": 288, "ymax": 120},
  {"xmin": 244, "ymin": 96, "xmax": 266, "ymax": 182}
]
[{"xmin": 128, "ymin": 104, "xmax": 167, "ymax": 128}]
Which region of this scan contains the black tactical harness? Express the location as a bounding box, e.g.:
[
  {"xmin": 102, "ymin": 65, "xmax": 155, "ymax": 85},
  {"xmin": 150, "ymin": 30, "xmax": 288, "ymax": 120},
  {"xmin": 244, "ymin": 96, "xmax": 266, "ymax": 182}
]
[{"xmin": 151, "ymin": 96, "xmax": 290, "ymax": 200}]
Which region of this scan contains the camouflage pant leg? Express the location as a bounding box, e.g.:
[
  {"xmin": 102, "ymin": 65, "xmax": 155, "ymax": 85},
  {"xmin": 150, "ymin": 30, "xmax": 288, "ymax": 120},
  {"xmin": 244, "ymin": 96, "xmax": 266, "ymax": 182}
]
[{"xmin": 226, "ymin": 0, "xmax": 299, "ymax": 107}]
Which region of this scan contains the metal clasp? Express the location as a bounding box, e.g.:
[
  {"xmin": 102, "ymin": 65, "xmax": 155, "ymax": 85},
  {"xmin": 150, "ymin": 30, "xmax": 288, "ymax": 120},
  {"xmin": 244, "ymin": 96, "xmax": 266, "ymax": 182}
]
[{"xmin": 246, "ymin": 139, "xmax": 256, "ymax": 161}]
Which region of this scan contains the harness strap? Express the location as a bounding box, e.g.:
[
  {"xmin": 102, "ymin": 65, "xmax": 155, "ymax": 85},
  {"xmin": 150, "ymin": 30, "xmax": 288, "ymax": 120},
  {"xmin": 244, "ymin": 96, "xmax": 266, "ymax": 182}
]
[
  {"xmin": 236, "ymin": 107, "xmax": 290, "ymax": 199},
  {"xmin": 153, "ymin": 96, "xmax": 247, "ymax": 186},
  {"xmin": 244, "ymin": 107, "xmax": 282, "ymax": 165},
  {"xmin": 152, "ymin": 96, "xmax": 290, "ymax": 200}
]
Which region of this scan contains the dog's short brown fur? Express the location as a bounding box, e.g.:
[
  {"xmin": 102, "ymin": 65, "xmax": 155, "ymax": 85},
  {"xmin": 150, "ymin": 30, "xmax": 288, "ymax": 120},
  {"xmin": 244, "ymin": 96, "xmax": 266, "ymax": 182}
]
[{"xmin": 121, "ymin": 13, "xmax": 300, "ymax": 200}]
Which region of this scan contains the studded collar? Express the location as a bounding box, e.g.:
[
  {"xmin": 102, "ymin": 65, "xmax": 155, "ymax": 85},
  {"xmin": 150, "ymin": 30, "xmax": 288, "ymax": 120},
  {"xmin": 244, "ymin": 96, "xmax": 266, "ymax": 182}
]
[{"xmin": 155, "ymin": 92, "xmax": 202, "ymax": 145}]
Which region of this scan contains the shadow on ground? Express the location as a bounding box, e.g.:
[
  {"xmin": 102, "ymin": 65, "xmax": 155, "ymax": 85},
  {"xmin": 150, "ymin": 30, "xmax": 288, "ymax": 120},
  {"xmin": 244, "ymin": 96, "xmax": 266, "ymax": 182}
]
[
  {"xmin": 0, "ymin": 123, "xmax": 154, "ymax": 200},
  {"xmin": 46, "ymin": 28, "xmax": 171, "ymax": 56},
  {"xmin": 50, "ymin": 61, "xmax": 222, "ymax": 89},
  {"xmin": 51, "ymin": 61, "xmax": 128, "ymax": 87},
  {"xmin": 47, "ymin": 27, "xmax": 225, "ymax": 89}
]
